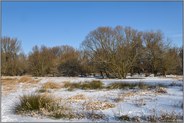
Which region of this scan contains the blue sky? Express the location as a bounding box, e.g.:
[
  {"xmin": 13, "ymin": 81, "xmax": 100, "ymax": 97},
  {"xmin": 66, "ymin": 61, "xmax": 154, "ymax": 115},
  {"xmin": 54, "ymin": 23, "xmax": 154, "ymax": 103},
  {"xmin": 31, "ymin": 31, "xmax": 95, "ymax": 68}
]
[{"xmin": 2, "ymin": 2, "xmax": 182, "ymax": 54}]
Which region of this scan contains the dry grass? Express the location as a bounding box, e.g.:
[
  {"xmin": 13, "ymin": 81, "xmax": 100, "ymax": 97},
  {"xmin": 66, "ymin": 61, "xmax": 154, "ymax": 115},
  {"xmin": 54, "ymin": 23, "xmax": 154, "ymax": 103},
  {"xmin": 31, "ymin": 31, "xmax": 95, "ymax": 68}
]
[
  {"xmin": 13, "ymin": 93, "xmax": 78, "ymax": 119},
  {"xmin": 159, "ymin": 112, "xmax": 182, "ymax": 122},
  {"xmin": 64, "ymin": 80, "xmax": 104, "ymax": 90},
  {"xmin": 118, "ymin": 91, "xmax": 136, "ymax": 100},
  {"xmin": 67, "ymin": 94, "xmax": 88, "ymax": 102},
  {"xmin": 42, "ymin": 82, "xmax": 63, "ymax": 89},
  {"xmin": 85, "ymin": 101, "xmax": 115, "ymax": 110},
  {"xmin": 107, "ymin": 82, "xmax": 152, "ymax": 90},
  {"xmin": 156, "ymin": 87, "xmax": 167, "ymax": 93},
  {"xmin": 2, "ymin": 76, "xmax": 41, "ymax": 95},
  {"xmin": 18, "ymin": 76, "xmax": 38, "ymax": 83},
  {"xmin": 117, "ymin": 115, "xmax": 140, "ymax": 122},
  {"xmin": 1, "ymin": 77, "xmax": 18, "ymax": 95},
  {"xmin": 86, "ymin": 111, "xmax": 106, "ymax": 121}
]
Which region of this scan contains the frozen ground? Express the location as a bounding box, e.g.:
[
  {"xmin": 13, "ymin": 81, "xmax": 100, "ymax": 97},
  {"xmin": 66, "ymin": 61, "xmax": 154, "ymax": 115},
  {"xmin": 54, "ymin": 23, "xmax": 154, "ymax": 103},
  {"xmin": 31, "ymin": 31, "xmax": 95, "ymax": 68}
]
[{"xmin": 1, "ymin": 76, "xmax": 183, "ymax": 122}]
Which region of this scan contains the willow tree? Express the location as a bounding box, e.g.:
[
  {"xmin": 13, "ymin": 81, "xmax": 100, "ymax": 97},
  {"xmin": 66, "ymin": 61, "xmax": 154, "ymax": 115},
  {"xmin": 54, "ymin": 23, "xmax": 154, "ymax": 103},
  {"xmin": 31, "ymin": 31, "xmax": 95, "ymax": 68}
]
[{"xmin": 81, "ymin": 26, "xmax": 143, "ymax": 79}]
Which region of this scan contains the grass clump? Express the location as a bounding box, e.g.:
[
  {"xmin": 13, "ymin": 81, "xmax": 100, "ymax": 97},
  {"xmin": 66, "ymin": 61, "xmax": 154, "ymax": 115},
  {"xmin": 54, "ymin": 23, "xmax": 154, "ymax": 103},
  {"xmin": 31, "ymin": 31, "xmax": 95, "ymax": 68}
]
[
  {"xmin": 86, "ymin": 111, "xmax": 106, "ymax": 121},
  {"xmin": 82, "ymin": 80, "xmax": 104, "ymax": 90},
  {"xmin": 42, "ymin": 82, "xmax": 62, "ymax": 89},
  {"xmin": 13, "ymin": 94, "xmax": 59, "ymax": 113},
  {"xmin": 64, "ymin": 80, "xmax": 104, "ymax": 90},
  {"xmin": 37, "ymin": 88, "xmax": 50, "ymax": 93},
  {"xmin": 107, "ymin": 82, "xmax": 136, "ymax": 89},
  {"xmin": 117, "ymin": 115, "xmax": 140, "ymax": 122},
  {"xmin": 13, "ymin": 93, "xmax": 78, "ymax": 119},
  {"xmin": 107, "ymin": 82, "xmax": 154, "ymax": 90}
]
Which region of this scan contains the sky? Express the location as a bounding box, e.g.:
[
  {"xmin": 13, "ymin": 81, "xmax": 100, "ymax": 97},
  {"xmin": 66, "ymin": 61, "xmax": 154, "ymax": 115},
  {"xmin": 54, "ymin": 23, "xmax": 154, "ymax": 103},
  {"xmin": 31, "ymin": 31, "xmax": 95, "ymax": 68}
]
[{"xmin": 2, "ymin": 1, "xmax": 183, "ymax": 54}]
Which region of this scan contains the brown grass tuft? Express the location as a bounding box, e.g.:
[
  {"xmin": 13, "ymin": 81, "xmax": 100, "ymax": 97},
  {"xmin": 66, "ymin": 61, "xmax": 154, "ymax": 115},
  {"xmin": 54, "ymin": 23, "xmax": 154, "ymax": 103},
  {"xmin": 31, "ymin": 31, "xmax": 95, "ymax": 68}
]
[
  {"xmin": 18, "ymin": 76, "xmax": 37, "ymax": 83},
  {"xmin": 42, "ymin": 82, "xmax": 63, "ymax": 89}
]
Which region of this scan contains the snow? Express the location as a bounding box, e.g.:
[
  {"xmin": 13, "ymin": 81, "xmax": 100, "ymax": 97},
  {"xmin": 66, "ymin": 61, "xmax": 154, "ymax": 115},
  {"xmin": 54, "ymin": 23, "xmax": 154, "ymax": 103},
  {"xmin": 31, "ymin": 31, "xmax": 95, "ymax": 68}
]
[{"xmin": 1, "ymin": 76, "xmax": 183, "ymax": 122}]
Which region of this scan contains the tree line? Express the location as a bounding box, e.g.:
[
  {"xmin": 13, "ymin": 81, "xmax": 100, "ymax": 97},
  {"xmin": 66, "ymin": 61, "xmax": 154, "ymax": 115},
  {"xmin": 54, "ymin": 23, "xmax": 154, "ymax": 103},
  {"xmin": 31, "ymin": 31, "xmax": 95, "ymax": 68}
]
[{"xmin": 1, "ymin": 26, "xmax": 183, "ymax": 78}]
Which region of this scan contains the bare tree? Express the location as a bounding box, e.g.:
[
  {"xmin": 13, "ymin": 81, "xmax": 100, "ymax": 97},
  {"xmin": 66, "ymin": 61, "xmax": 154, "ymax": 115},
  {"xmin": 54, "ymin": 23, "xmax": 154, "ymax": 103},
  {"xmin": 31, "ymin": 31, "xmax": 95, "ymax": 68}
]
[
  {"xmin": 81, "ymin": 26, "xmax": 142, "ymax": 78},
  {"xmin": 1, "ymin": 37, "xmax": 23, "ymax": 75}
]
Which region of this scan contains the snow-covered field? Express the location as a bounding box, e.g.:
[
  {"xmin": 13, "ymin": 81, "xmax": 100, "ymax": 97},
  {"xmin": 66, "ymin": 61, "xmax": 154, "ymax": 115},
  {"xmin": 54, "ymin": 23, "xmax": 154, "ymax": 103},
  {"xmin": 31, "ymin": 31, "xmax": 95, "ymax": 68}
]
[{"xmin": 1, "ymin": 76, "xmax": 183, "ymax": 122}]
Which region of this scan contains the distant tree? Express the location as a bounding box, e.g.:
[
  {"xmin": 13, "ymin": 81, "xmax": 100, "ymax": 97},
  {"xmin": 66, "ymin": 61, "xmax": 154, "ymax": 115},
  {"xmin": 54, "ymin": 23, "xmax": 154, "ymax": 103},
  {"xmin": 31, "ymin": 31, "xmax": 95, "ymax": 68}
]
[
  {"xmin": 28, "ymin": 45, "xmax": 55, "ymax": 76},
  {"xmin": 161, "ymin": 47, "xmax": 181, "ymax": 76},
  {"xmin": 57, "ymin": 45, "xmax": 81, "ymax": 76},
  {"xmin": 142, "ymin": 31, "xmax": 166, "ymax": 76},
  {"xmin": 78, "ymin": 50, "xmax": 95, "ymax": 76},
  {"xmin": 1, "ymin": 37, "xmax": 25, "ymax": 76}
]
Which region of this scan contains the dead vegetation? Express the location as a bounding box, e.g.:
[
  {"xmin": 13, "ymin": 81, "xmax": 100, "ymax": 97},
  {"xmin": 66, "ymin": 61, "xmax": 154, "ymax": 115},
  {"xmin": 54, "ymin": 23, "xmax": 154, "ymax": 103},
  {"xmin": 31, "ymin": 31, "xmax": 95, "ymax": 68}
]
[
  {"xmin": 18, "ymin": 76, "xmax": 39, "ymax": 83},
  {"xmin": 117, "ymin": 115, "xmax": 140, "ymax": 122},
  {"xmin": 86, "ymin": 111, "xmax": 107, "ymax": 121},
  {"xmin": 13, "ymin": 93, "xmax": 79, "ymax": 119},
  {"xmin": 42, "ymin": 81, "xmax": 63, "ymax": 89},
  {"xmin": 1, "ymin": 77, "xmax": 18, "ymax": 95},
  {"xmin": 156, "ymin": 87, "xmax": 167, "ymax": 93},
  {"xmin": 85, "ymin": 101, "xmax": 115, "ymax": 110},
  {"xmin": 64, "ymin": 80, "xmax": 104, "ymax": 90},
  {"xmin": 117, "ymin": 111, "xmax": 183, "ymax": 122},
  {"xmin": 107, "ymin": 82, "xmax": 154, "ymax": 90},
  {"xmin": 1, "ymin": 76, "xmax": 40, "ymax": 95},
  {"xmin": 67, "ymin": 94, "xmax": 88, "ymax": 101}
]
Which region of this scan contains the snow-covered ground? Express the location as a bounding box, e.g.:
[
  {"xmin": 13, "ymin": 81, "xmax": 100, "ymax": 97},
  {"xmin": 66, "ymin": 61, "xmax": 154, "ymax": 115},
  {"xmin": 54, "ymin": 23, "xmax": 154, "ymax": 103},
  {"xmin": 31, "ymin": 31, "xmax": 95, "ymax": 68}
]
[{"xmin": 1, "ymin": 76, "xmax": 183, "ymax": 122}]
